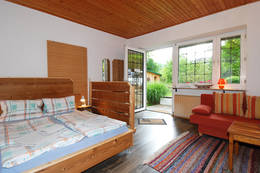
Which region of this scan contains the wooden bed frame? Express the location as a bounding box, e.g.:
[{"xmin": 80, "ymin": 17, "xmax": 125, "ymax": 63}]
[
  {"xmin": 90, "ymin": 81, "xmax": 135, "ymax": 130},
  {"xmin": 0, "ymin": 78, "xmax": 135, "ymax": 173}
]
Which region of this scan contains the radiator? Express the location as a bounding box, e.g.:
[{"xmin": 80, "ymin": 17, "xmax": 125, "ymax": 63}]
[{"xmin": 174, "ymin": 94, "xmax": 200, "ymax": 119}]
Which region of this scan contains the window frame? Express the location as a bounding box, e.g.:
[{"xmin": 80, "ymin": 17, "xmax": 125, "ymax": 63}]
[
  {"xmin": 216, "ymin": 31, "xmax": 246, "ymax": 89},
  {"xmin": 178, "ymin": 40, "xmax": 214, "ymax": 84},
  {"xmin": 219, "ymin": 36, "xmax": 242, "ymax": 84},
  {"xmin": 173, "ymin": 30, "xmax": 246, "ymax": 89}
]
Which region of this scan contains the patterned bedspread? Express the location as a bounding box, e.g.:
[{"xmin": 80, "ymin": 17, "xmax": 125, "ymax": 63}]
[
  {"xmin": 0, "ymin": 111, "xmax": 127, "ymax": 168},
  {"xmin": 54, "ymin": 111, "xmax": 127, "ymax": 138},
  {"xmin": 0, "ymin": 117, "xmax": 84, "ymax": 168}
]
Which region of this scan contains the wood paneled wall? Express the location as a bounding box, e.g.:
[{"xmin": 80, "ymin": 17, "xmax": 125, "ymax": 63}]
[
  {"xmin": 112, "ymin": 59, "xmax": 124, "ymax": 81},
  {"xmin": 47, "ymin": 40, "xmax": 87, "ymax": 106}
]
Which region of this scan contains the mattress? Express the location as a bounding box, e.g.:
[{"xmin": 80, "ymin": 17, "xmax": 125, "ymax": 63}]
[{"xmin": 0, "ymin": 125, "xmax": 128, "ymax": 173}]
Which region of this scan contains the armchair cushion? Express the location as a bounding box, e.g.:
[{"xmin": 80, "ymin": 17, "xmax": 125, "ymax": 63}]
[
  {"xmin": 214, "ymin": 92, "xmax": 245, "ymax": 117},
  {"xmin": 192, "ymin": 104, "xmax": 212, "ymax": 115},
  {"xmin": 245, "ymin": 96, "xmax": 260, "ymax": 119}
]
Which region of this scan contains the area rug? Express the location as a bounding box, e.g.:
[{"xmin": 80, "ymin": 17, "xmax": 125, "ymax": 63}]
[
  {"xmin": 145, "ymin": 131, "xmax": 260, "ymax": 173},
  {"xmin": 138, "ymin": 118, "xmax": 167, "ymax": 125}
]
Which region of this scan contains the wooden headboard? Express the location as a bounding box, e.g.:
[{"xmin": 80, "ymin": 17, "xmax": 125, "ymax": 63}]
[
  {"xmin": 90, "ymin": 82, "xmax": 135, "ymax": 130},
  {"xmin": 0, "ymin": 78, "xmax": 73, "ymax": 100}
]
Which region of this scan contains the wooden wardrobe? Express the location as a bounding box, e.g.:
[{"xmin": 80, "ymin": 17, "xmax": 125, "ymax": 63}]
[{"xmin": 112, "ymin": 59, "xmax": 124, "ymax": 81}]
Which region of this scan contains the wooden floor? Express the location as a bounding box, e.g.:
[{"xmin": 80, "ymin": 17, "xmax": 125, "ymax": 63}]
[{"xmin": 84, "ymin": 111, "xmax": 197, "ymax": 173}]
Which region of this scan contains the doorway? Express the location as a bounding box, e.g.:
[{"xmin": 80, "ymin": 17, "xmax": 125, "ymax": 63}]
[{"xmin": 146, "ymin": 47, "xmax": 173, "ymax": 114}]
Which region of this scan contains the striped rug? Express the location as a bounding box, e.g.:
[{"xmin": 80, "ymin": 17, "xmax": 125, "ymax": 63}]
[{"xmin": 146, "ymin": 132, "xmax": 260, "ymax": 173}]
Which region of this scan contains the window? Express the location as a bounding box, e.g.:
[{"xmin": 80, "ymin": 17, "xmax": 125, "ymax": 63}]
[
  {"xmin": 221, "ymin": 36, "xmax": 241, "ymax": 84},
  {"xmin": 178, "ymin": 42, "xmax": 213, "ymax": 83},
  {"xmin": 174, "ymin": 30, "xmax": 246, "ymax": 88}
]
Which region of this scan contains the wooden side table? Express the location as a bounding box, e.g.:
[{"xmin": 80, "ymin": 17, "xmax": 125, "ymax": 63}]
[
  {"xmin": 77, "ymin": 105, "xmax": 93, "ymax": 112},
  {"xmin": 227, "ymin": 121, "xmax": 260, "ymax": 171}
]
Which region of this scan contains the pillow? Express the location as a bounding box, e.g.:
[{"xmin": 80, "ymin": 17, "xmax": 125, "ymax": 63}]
[
  {"xmin": 0, "ymin": 99, "xmax": 43, "ymax": 122},
  {"xmin": 42, "ymin": 96, "xmax": 75, "ymax": 115},
  {"xmin": 214, "ymin": 92, "xmax": 244, "ymax": 117},
  {"xmin": 245, "ymin": 96, "xmax": 260, "ymax": 119},
  {"xmin": 192, "ymin": 105, "xmax": 212, "ymax": 115}
]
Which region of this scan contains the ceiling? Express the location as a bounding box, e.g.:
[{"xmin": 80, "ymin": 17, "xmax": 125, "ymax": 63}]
[{"xmin": 7, "ymin": 0, "xmax": 259, "ymax": 38}]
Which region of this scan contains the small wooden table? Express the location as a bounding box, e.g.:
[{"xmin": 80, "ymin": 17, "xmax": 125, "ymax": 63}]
[
  {"xmin": 227, "ymin": 121, "xmax": 260, "ymax": 171},
  {"xmin": 77, "ymin": 105, "xmax": 92, "ymax": 112}
]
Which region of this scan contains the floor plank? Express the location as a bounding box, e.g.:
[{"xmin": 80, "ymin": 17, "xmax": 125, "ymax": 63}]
[{"xmin": 84, "ymin": 110, "xmax": 197, "ymax": 173}]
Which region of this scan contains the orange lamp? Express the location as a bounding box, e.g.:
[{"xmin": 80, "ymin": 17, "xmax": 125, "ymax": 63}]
[{"xmin": 218, "ymin": 78, "xmax": 226, "ymax": 89}]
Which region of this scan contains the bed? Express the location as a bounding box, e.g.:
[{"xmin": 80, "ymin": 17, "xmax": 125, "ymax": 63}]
[{"xmin": 0, "ymin": 78, "xmax": 135, "ymax": 173}]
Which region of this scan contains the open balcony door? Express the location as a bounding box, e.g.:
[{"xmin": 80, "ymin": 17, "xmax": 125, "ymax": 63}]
[{"xmin": 125, "ymin": 47, "xmax": 146, "ymax": 112}]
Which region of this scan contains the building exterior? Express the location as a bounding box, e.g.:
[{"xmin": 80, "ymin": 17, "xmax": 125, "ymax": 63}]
[{"xmin": 147, "ymin": 70, "xmax": 161, "ymax": 82}]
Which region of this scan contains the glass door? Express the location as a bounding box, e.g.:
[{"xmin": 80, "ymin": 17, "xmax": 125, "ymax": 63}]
[{"xmin": 125, "ymin": 47, "xmax": 146, "ymax": 112}]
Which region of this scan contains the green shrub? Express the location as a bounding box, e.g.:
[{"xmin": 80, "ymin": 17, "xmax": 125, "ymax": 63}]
[
  {"xmin": 225, "ymin": 76, "xmax": 240, "ymax": 84},
  {"xmin": 147, "ymin": 82, "xmax": 168, "ymax": 105}
]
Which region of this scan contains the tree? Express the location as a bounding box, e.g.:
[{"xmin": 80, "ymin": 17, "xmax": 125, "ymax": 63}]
[
  {"xmin": 146, "ymin": 57, "xmax": 160, "ymax": 73},
  {"xmin": 160, "ymin": 60, "xmax": 172, "ymax": 83}
]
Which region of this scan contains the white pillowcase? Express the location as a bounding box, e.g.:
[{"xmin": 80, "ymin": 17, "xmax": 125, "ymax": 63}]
[
  {"xmin": 42, "ymin": 96, "xmax": 75, "ymax": 116},
  {"xmin": 0, "ymin": 100, "xmax": 43, "ymax": 122}
]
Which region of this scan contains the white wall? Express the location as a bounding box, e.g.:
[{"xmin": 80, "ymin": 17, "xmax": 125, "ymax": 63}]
[
  {"xmin": 126, "ymin": 2, "xmax": 260, "ymax": 96},
  {"xmin": 0, "ymin": 1, "xmax": 126, "ymax": 82}
]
